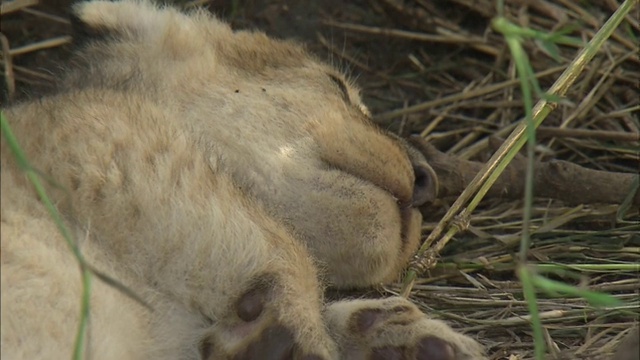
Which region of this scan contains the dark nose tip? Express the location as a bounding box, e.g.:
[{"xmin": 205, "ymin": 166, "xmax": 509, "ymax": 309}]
[{"xmin": 412, "ymin": 162, "xmax": 438, "ymax": 207}]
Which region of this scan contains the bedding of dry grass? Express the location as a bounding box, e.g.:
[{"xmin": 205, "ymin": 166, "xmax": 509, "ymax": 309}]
[{"xmin": 1, "ymin": 0, "xmax": 638, "ymax": 359}]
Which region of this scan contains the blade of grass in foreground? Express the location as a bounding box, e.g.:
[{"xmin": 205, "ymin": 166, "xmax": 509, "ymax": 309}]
[
  {"xmin": 1, "ymin": 110, "xmax": 93, "ymax": 360},
  {"xmin": 401, "ymin": 1, "xmax": 639, "ymax": 358}
]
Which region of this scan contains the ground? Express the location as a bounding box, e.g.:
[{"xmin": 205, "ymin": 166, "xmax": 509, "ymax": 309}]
[{"xmin": 1, "ymin": 0, "xmax": 638, "ymax": 359}]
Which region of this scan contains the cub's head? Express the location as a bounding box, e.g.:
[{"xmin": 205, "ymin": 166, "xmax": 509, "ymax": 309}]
[{"xmin": 71, "ymin": 0, "xmax": 437, "ymax": 287}]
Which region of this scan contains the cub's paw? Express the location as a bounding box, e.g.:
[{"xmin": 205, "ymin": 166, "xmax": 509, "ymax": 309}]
[
  {"xmin": 200, "ymin": 277, "xmax": 337, "ymax": 360},
  {"xmin": 324, "ymin": 297, "xmax": 486, "ymax": 360}
]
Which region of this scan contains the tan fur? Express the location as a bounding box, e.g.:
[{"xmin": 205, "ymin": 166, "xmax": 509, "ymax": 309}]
[{"xmin": 1, "ymin": 1, "xmax": 485, "ymax": 359}]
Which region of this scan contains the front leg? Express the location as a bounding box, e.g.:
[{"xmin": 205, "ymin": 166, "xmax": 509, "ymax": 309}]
[{"xmin": 192, "ymin": 207, "xmax": 341, "ymax": 359}]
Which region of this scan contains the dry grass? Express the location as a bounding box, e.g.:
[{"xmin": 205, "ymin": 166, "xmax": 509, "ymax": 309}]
[
  {"xmin": 1, "ymin": 0, "xmax": 638, "ymax": 359},
  {"xmin": 332, "ymin": 1, "xmax": 639, "ymax": 359}
]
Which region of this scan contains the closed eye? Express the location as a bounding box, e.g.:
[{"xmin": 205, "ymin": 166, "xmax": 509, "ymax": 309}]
[{"xmin": 328, "ymin": 74, "xmax": 351, "ymax": 104}]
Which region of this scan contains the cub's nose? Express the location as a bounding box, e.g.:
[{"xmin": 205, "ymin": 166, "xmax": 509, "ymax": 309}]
[{"xmin": 411, "ymin": 162, "xmax": 438, "ymax": 207}]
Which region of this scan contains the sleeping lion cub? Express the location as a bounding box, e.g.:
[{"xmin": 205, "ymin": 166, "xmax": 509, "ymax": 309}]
[{"xmin": 0, "ymin": 1, "xmax": 485, "ymax": 359}]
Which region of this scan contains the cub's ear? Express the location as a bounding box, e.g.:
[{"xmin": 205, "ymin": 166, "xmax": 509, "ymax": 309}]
[
  {"xmin": 69, "ymin": 0, "xmax": 179, "ymax": 44},
  {"xmin": 69, "ymin": 1, "xmax": 111, "ymax": 45}
]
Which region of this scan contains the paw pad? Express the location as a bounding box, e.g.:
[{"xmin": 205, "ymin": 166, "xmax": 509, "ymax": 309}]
[
  {"xmin": 416, "ymin": 336, "xmax": 455, "ymax": 360},
  {"xmin": 231, "ymin": 324, "xmax": 327, "ymax": 360},
  {"xmin": 233, "ymin": 325, "xmax": 294, "ymax": 360},
  {"xmin": 236, "ymin": 285, "xmax": 267, "ymax": 322},
  {"xmin": 355, "ymin": 309, "xmax": 384, "ymax": 332}
]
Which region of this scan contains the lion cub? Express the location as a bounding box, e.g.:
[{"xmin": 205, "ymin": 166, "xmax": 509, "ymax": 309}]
[{"xmin": 0, "ymin": 1, "xmax": 485, "ymax": 359}]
